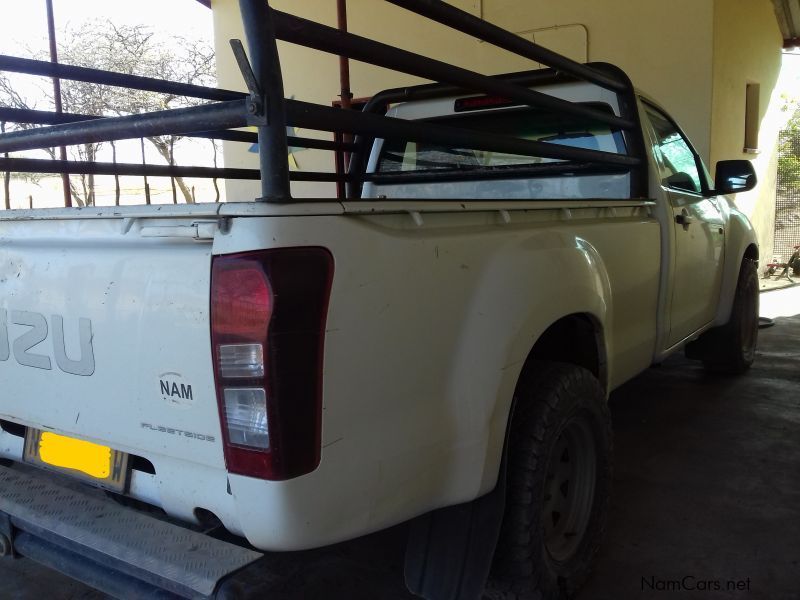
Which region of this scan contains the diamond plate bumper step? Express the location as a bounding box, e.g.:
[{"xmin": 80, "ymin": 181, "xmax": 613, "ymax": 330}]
[{"xmin": 0, "ymin": 465, "xmax": 263, "ymax": 599}]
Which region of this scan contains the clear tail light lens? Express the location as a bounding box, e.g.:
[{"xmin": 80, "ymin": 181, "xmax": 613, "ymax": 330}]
[
  {"xmin": 210, "ymin": 247, "xmax": 333, "ymax": 481},
  {"xmin": 224, "ymin": 388, "xmax": 269, "ymax": 449},
  {"xmin": 219, "ymin": 344, "xmax": 265, "ymax": 378}
]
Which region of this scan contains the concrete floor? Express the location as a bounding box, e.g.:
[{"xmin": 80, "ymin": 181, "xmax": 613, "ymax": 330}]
[{"xmin": 3, "ymin": 288, "xmax": 800, "ymax": 600}]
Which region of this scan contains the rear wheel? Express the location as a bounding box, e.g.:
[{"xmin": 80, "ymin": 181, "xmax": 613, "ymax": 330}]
[{"xmin": 486, "ymin": 362, "xmax": 612, "ymax": 600}]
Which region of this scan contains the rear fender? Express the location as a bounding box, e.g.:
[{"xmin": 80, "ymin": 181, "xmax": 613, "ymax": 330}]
[
  {"xmin": 405, "ymin": 237, "xmax": 611, "ymax": 600},
  {"xmin": 447, "ymin": 235, "xmax": 612, "ymax": 497}
]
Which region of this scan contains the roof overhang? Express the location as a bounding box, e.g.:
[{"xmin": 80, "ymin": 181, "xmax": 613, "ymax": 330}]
[{"xmin": 773, "ymin": 0, "xmax": 800, "ymax": 48}]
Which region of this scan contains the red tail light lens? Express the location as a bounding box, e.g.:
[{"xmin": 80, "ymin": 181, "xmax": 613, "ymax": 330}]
[
  {"xmin": 210, "ymin": 247, "xmax": 334, "ymax": 481},
  {"xmin": 212, "ymin": 264, "xmax": 272, "ymax": 340}
]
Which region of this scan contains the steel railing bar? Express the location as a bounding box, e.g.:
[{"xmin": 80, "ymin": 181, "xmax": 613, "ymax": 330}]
[
  {"xmin": 0, "ymin": 107, "xmax": 95, "ymax": 126},
  {"xmin": 272, "ymin": 11, "xmax": 634, "ymax": 131},
  {"xmin": 384, "ymin": 0, "xmax": 627, "ymax": 93},
  {"xmin": 0, "ymin": 108, "xmax": 357, "ymax": 152},
  {"xmin": 0, "ymin": 108, "xmax": 356, "ymax": 152},
  {"xmin": 0, "ymin": 100, "xmax": 249, "ymax": 154},
  {"xmin": 0, "ymin": 157, "xmax": 259, "ymax": 180},
  {"xmin": 239, "ymin": 0, "xmax": 291, "ymax": 201},
  {"xmin": 286, "ymin": 99, "xmax": 641, "ymax": 167},
  {"xmin": 0, "ymin": 54, "xmax": 244, "ymax": 102},
  {"xmin": 0, "ymin": 157, "xmax": 351, "ymax": 183},
  {"xmin": 359, "ymin": 66, "xmax": 628, "ymax": 115},
  {"xmin": 364, "ymin": 162, "xmax": 629, "ymax": 185}
]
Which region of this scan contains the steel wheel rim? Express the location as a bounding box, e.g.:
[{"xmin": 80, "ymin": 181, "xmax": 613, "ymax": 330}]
[{"xmin": 541, "ymin": 415, "xmax": 597, "ymax": 562}]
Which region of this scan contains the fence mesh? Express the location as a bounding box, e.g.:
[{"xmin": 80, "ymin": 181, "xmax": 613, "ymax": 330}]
[{"xmin": 774, "ymin": 130, "xmax": 800, "ymax": 261}]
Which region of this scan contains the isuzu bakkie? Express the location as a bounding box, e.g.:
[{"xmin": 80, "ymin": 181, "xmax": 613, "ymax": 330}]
[{"xmin": 0, "ymin": 1, "xmax": 760, "ymax": 599}]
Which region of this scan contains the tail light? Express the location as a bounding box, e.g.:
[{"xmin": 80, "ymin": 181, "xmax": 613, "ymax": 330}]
[{"xmin": 210, "ymin": 247, "xmax": 333, "ymax": 481}]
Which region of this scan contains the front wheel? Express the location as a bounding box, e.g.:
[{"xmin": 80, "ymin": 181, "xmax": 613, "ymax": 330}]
[
  {"xmin": 486, "ymin": 362, "xmax": 612, "ymax": 600},
  {"xmin": 702, "ymin": 259, "xmax": 759, "ymax": 374}
]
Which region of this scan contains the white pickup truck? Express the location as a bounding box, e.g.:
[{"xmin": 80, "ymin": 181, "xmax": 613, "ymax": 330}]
[{"xmin": 0, "ymin": 2, "xmax": 759, "ymax": 599}]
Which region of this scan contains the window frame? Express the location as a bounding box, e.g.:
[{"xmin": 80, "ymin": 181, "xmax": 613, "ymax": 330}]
[
  {"xmin": 375, "ymin": 103, "xmax": 628, "ymax": 176},
  {"xmin": 640, "ymin": 99, "xmax": 713, "ymax": 198}
]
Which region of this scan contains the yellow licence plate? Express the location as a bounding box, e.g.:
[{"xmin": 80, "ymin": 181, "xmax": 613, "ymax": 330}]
[{"xmin": 23, "ymin": 429, "xmax": 129, "ymax": 492}]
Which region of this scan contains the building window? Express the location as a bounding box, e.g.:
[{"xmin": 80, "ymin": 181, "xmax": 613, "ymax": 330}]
[{"xmin": 744, "ymin": 83, "xmax": 760, "ymax": 153}]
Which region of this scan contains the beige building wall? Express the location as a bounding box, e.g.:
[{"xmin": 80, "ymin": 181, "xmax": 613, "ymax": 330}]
[
  {"xmin": 710, "ymin": 0, "xmax": 783, "ymax": 258},
  {"xmin": 476, "ymin": 1, "xmax": 715, "ymax": 160}
]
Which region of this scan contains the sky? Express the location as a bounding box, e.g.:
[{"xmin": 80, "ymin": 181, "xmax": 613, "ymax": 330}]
[
  {"xmin": 0, "ymin": 0, "xmax": 213, "ymax": 56},
  {"xmin": 0, "ymin": 0, "xmax": 222, "ymax": 208}
]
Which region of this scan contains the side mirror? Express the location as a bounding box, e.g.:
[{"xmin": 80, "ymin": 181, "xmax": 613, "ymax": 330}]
[{"xmin": 714, "ymin": 160, "xmax": 757, "ymax": 195}]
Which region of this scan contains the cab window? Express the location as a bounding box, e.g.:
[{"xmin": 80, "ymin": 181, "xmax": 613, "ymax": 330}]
[
  {"xmin": 377, "ymin": 104, "xmax": 626, "ymax": 173},
  {"xmin": 643, "ymin": 104, "xmax": 708, "ymax": 195}
]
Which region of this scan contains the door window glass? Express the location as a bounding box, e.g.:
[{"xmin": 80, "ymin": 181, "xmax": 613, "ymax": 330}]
[{"xmin": 644, "ymin": 105, "xmax": 703, "ymax": 194}]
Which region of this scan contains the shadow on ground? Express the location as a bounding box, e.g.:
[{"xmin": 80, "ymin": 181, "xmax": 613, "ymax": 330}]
[{"xmin": 578, "ymin": 315, "xmax": 800, "ymax": 600}]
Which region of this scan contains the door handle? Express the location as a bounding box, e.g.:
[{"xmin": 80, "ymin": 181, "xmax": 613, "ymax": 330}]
[{"xmin": 675, "ymin": 209, "xmax": 694, "ymax": 229}]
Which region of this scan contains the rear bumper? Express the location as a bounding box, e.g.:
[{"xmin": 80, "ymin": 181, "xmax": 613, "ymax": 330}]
[{"xmin": 0, "ymin": 464, "xmax": 271, "ymax": 599}]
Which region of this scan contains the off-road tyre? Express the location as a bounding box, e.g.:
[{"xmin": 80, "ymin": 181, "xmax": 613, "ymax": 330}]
[
  {"xmin": 701, "ymin": 259, "xmax": 759, "ymax": 374},
  {"xmin": 485, "ymin": 361, "xmax": 612, "ymax": 600}
]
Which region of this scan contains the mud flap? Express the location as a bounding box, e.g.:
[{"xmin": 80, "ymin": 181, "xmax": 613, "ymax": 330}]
[{"xmin": 404, "ymin": 456, "xmax": 507, "ymax": 600}]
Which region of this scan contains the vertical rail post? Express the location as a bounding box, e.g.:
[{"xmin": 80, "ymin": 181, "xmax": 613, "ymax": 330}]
[
  {"xmin": 238, "ymin": 0, "xmax": 291, "ymax": 202},
  {"xmin": 45, "ymin": 0, "xmax": 72, "ymax": 207},
  {"xmin": 212, "ymin": 140, "xmax": 220, "ymax": 202},
  {"xmin": 140, "ymin": 137, "xmax": 151, "ymax": 205},
  {"xmin": 334, "ymin": 130, "xmax": 345, "ymax": 200},
  {"xmin": 336, "ymin": 0, "xmax": 353, "ymax": 112},
  {"xmin": 111, "ymin": 141, "xmax": 120, "ymax": 205},
  {"xmin": 336, "ymin": 0, "xmax": 353, "ymax": 200},
  {"xmin": 1, "ymin": 121, "xmax": 10, "ymax": 210},
  {"xmin": 170, "ymin": 136, "xmax": 177, "ymax": 204}
]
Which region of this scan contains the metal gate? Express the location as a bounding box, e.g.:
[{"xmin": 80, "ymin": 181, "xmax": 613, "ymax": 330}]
[{"xmin": 774, "ymin": 130, "xmax": 800, "ymax": 261}]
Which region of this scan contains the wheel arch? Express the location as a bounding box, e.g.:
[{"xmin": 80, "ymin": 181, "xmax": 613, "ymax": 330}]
[
  {"xmin": 714, "ymin": 208, "xmax": 759, "ymax": 327},
  {"xmin": 481, "ymin": 311, "xmax": 608, "ymax": 496},
  {"xmin": 743, "ymin": 243, "xmax": 759, "ymax": 263},
  {"xmin": 405, "ymin": 313, "xmax": 610, "ymax": 600},
  {"xmin": 522, "ymin": 313, "xmax": 608, "ymax": 392}
]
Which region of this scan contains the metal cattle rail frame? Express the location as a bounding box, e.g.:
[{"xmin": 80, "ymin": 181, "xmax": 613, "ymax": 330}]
[{"xmin": 0, "ymin": 0, "xmax": 647, "ymax": 207}]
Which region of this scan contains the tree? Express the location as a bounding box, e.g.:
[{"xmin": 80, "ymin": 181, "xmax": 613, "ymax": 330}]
[
  {"xmin": 778, "ymin": 106, "xmax": 800, "ymax": 196},
  {"xmin": 0, "ymin": 19, "xmax": 217, "ymax": 206},
  {"xmin": 0, "ymin": 75, "xmax": 76, "ymax": 205}
]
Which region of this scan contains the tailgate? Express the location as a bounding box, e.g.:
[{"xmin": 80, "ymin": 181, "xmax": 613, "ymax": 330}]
[{"xmin": 0, "ymin": 214, "xmax": 224, "ymax": 470}]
